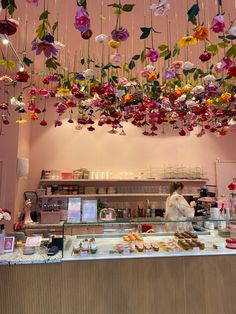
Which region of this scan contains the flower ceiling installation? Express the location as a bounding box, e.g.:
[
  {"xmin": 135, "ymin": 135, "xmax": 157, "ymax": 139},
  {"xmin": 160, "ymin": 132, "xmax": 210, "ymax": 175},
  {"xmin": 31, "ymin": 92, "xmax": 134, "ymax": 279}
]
[{"xmin": 0, "ymin": 0, "xmax": 236, "ymax": 136}]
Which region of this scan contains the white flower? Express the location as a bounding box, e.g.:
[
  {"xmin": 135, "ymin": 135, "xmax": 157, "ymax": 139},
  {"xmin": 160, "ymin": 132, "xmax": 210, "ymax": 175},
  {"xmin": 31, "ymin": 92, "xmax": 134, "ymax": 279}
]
[
  {"xmin": 186, "ymin": 100, "xmax": 196, "ymax": 107},
  {"xmin": 150, "ymin": 0, "xmax": 170, "ymax": 16},
  {"xmin": 145, "ymin": 64, "xmax": 155, "ymax": 73},
  {"xmin": 10, "ymin": 97, "xmax": 25, "ymax": 107},
  {"xmin": 3, "ymin": 212, "xmax": 11, "ymax": 221},
  {"xmin": 0, "ymin": 213, "xmax": 3, "ymax": 220},
  {"xmin": 116, "ymin": 89, "xmax": 125, "ymax": 99},
  {"xmin": 192, "ymin": 85, "xmax": 204, "ymax": 94},
  {"xmin": 182, "ymin": 61, "xmax": 194, "ymax": 71},
  {"xmin": 95, "ymin": 34, "xmax": 108, "ymax": 44},
  {"xmin": 177, "ymin": 94, "xmax": 187, "ymax": 102},
  {"xmin": 229, "ymin": 26, "xmax": 236, "ymax": 36},
  {"xmin": 83, "ymin": 69, "xmax": 94, "ymax": 80},
  {"xmin": 203, "ymin": 74, "xmax": 216, "ymax": 82},
  {"xmin": 228, "ymin": 118, "xmax": 236, "ymax": 126},
  {"xmin": 81, "ymin": 99, "xmax": 92, "ymax": 107}
]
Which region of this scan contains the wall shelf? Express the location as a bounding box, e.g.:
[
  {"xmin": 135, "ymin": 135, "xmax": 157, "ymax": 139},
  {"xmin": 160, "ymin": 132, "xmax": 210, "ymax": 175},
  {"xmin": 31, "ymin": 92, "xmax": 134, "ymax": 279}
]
[{"xmin": 40, "ymin": 179, "xmax": 208, "ymax": 183}]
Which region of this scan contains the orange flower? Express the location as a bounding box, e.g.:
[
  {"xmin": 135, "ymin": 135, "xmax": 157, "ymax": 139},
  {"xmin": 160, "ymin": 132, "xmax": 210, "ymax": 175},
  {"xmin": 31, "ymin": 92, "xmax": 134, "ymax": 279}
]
[
  {"xmin": 193, "ymin": 26, "xmax": 209, "ymax": 41},
  {"xmin": 174, "ymin": 87, "xmax": 183, "ymax": 97},
  {"xmin": 30, "ymin": 113, "xmax": 38, "ymax": 121},
  {"xmin": 124, "ymin": 94, "xmax": 133, "ymax": 102},
  {"xmin": 220, "ymin": 92, "xmax": 232, "ymax": 103},
  {"xmin": 148, "ymin": 71, "xmax": 157, "ymax": 81}
]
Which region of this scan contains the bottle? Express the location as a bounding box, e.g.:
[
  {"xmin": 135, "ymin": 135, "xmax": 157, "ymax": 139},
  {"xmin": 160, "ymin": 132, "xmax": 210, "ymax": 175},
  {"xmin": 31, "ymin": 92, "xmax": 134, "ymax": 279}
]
[
  {"xmin": 145, "ymin": 200, "xmax": 151, "ymax": 218},
  {"xmin": 0, "ymin": 225, "xmax": 5, "ymax": 255}
]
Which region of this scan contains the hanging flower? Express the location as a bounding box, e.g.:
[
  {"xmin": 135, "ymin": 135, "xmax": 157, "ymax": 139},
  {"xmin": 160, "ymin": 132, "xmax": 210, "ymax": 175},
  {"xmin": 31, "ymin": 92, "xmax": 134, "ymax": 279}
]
[
  {"xmin": 110, "ymin": 53, "xmax": 122, "ymax": 63},
  {"xmin": 214, "ymin": 62, "xmax": 223, "ymax": 73},
  {"xmin": 40, "ymin": 119, "xmax": 48, "ymax": 126},
  {"xmin": 178, "ymin": 35, "xmax": 197, "ymax": 47},
  {"xmin": 0, "ymin": 103, "xmax": 8, "ymax": 110},
  {"xmin": 30, "ymin": 113, "xmax": 38, "ymax": 121},
  {"xmin": 56, "ymin": 88, "xmax": 72, "ymax": 96},
  {"xmin": 211, "ymin": 14, "xmax": 226, "ymax": 33},
  {"xmin": 203, "ymin": 74, "xmax": 216, "ymax": 82},
  {"xmin": 14, "ymin": 71, "xmax": 29, "ymax": 82},
  {"xmin": 0, "ymin": 209, "xmax": 11, "ymax": 221},
  {"xmin": 192, "ymin": 85, "xmax": 204, "ymax": 94},
  {"xmin": 27, "ymin": 102, "xmax": 36, "ymax": 111},
  {"xmin": 16, "ymin": 118, "xmax": 27, "ymax": 124},
  {"xmin": 199, "ymin": 51, "xmax": 211, "ymax": 62},
  {"xmin": 172, "ymin": 61, "xmax": 183, "ymax": 70},
  {"xmin": 10, "ymin": 97, "xmax": 25, "ymax": 107},
  {"xmin": 0, "ymin": 19, "xmax": 18, "ymax": 36},
  {"xmin": 108, "ymin": 39, "xmax": 121, "ymax": 49},
  {"xmin": 81, "ymin": 29, "xmax": 93, "ymax": 40},
  {"xmin": 229, "ymin": 26, "xmax": 236, "ymax": 36},
  {"xmin": 193, "ymin": 25, "xmax": 209, "ymax": 40},
  {"xmin": 54, "ymin": 120, "xmax": 62, "ymax": 127},
  {"xmin": 28, "ymin": 87, "xmax": 38, "ymax": 96},
  {"xmin": 32, "ymin": 39, "xmax": 58, "ymax": 58},
  {"xmin": 182, "ymin": 61, "xmax": 194, "ymax": 71},
  {"xmin": 148, "ymin": 71, "xmax": 158, "ymax": 81},
  {"xmin": 163, "ymin": 67, "xmax": 177, "ymax": 81},
  {"xmin": 95, "ymin": 34, "xmax": 108, "ymax": 43},
  {"xmin": 222, "ymin": 57, "xmax": 233, "ymax": 70},
  {"xmin": 150, "ymin": 0, "xmax": 170, "ymax": 16},
  {"xmin": 74, "ymin": 6, "xmax": 90, "ymax": 32},
  {"xmin": 0, "ymin": 75, "xmax": 13, "ymax": 83},
  {"xmin": 111, "ymin": 27, "xmax": 129, "ymax": 42},
  {"xmin": 146, "ymin": 48, "xmax": 159, "ymax": 63},
  {"xmin": 220, "ymin": 92, "xmax": 232, "ymax": 103},
  {"xmin": 228, "ymin": 66, "xmax": 236, "ymax": 77},
  {"xmin": 83, "ymin": 68, "xmax": 94, "ymax": 80}
]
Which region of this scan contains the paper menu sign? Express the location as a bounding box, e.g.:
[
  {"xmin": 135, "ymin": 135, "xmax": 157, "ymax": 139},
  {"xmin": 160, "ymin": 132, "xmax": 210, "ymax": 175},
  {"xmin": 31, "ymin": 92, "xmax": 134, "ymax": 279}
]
[
  {"xmin": 25, "ymin": 236, "xmax": 42, "ymax": 247},
  {"xmin": 67, "ymin": 198, "xmax": 81, "ymax": 223},
  {"xmin": 82, "ymin": 200, "xmax": 97, "ymax": 222}
]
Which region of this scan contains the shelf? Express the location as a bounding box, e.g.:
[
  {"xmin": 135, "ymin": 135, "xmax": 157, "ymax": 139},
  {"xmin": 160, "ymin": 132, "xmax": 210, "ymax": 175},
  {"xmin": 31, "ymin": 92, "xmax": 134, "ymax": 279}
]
[
  {"xmin": 40, "ymin": 178, "xmax": 208, "ymax": 183},
  {"xmin": 39, "ymin": 193, "xmax": 199, "ymax": 199}
]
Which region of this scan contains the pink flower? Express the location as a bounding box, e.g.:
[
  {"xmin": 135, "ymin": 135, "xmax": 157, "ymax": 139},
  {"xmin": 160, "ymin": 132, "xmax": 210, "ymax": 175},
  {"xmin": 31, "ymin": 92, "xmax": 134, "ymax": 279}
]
[
  {"xmin": 150, "ymin": 0, "xmax": 170, "ymax": 16},
  {"xmin": 222, "ymin": 57, "xmax": 233, "ymax": 70},
  {"xmin": 146, "ymin": 48, "xmax": 159, "ymax": 63},
  {"xmin": 111, "ymin": 27, "xmax": 129, "ymax": 42},
  {"xmin": 211, "ymin": 14, "xmax": 226, "ymax": 33},
  {"xmin": 74, "ymin": 6, "xmax": 90, "ymax": 32},
  {"xmin": 27, "ymin": 102, "xmax": 36, "ymax": 111},
  {"xmin": 110, "ymin": 53, "xmax": 122, "ymax": 63},
  {"xmin": 0, "ymin": 75, "xmax": 13, "ymax": 83},
  {"xmin": 214, "ymin": 62, "xmax": 223, "ymax": 73},
  {"xmin": 26, "ymin": 0, "xmax": 39, "ymax": 5},
  {"xmin": 172, "ymin": 60, "xmax": 183, "ymax": 70}
]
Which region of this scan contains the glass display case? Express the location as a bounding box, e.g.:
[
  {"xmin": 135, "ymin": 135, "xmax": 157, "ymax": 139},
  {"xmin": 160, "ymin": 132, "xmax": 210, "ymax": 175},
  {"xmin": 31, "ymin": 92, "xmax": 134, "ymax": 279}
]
[{"xmin": 62, "ymin": 216, "xmax": 236, "ymax": 261}]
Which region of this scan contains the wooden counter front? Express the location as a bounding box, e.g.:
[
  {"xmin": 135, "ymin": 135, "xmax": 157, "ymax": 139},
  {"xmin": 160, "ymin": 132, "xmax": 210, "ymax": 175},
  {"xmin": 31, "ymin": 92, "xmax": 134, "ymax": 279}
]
[{"xmin": 1, "ymin": 256, "xmax": 236, "ymax": 314}]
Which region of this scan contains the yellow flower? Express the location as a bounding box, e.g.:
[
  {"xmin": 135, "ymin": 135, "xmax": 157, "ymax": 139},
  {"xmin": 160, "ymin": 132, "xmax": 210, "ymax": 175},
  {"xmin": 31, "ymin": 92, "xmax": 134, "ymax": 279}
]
[
  {"xmin": 183, "ymin": 84, "xmax": 193, "ymax": 92},
  {"xmin": 148, "ymin": 71, "xmax": 157, "ymax": 81},
  {"xmin": 193, "ymin": 26, "xmax": 209, "ymax": 41},
  {"xmin": 220, "ymin": 92, "xmax": 232, "ymax": 103},
  {"xmin": 178, "ymin": 35, "xmax": 197, "ymax": 47},
  {"xmin": 16, "ymin": 119, "xmax": 27, "ymax": 124},
  {"xmin": 108, "ymin": 40, "xmax": 121, "ymax": 49},
  {"xmin": 56, "ymin": 88, "xmax": 72, "ymax": 95},
  {"xmin": 206, "ymin": 98, "xmax": 213, "ymax": 105}
]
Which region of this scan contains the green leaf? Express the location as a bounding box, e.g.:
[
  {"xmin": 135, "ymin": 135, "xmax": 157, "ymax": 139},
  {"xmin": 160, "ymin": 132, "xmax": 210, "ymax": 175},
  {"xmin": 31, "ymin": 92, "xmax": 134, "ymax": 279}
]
[
  {"xmin": 102, "ymin": 63, "xmax": 112, "ymax": 70},
  {"xmin": 226, "ymin": 34, "xmax": 236, "ymax": 41},
  {"xmin": 140, "ymin": 27, "xmax": 151, "ymax": 40},
  {"xmin": 158, "ymin": 44, "xmax": 168, "ymax": 51},
  {"xmin": 132, "ymin": 54, "xmax": 140, "ymax": 61},
  {"xmin": 164, "ymin": 51, "xmax": 171, "ymax": 60},
  {"xmin": 23, "ymin": 57, "xmax": 33, "ymax": 67},
  {"xmin": 8, "ymin": 4, "xmax": 15, "ymax": 15},
  {"xmin": 140, "ymin": 49, "xmax": 146, "ymax": 63},
  {"xmin": 218, "ymin": 41, "xmax": 228, "ymax": 48},
  {"xmin": 173, "ymin": 44, "xmax": 180, "ymax": 57},
  {"xmin": 1, "ymin": 0, "xmax": 9, "ymax": 9},
  {"xmin": 160, "ymin": 49, "xmax": 170, "ymax": 58},
  {"xmin": 0, "ymin": 59, "xmax": 7, "ymax": 65},
  {"xmin": 122, "ymin": 4, "xmax": 135, "ymax": 12},
  {"xmin": 80, "ymin": 57, "xmax": 85, "ymax": 65},
  {"xmin": 226, "ymin": 44, "xmax": 236, "ymax": 58},
  {"xmin": 123, "ymin": 64, "xmax": 129, "ymax": 73},
  {"xmin": 107, "ymin": 3, "xmax": 122, "ymax": 9},
  {"xmin": 52, "ymin": 21, "xmax": 58, "ymax": 34},
  {"xmin": 36, "ymin": 24, "xmax": 46, "ymax": 40},
  {"xmin": 128, "ymin": 60, "xmax": 135, "ymax": 70},
  {"xmin": 6, "ymin": 59, "xmax": 15, "ymax": 70},
  {"xmin": 206, "ymin": 44, "xmax": 218, "ymax": 56},
  {"xmin": 45, "ymin": 57, "xmax": 60, "ymax": 70},
  {"xmin": 187, "ymin": 4, "xmax": 199, "ymax": 22},
  {"xmin": 39, "ymin": 10, "xmax": 50, "ymax": 21}
]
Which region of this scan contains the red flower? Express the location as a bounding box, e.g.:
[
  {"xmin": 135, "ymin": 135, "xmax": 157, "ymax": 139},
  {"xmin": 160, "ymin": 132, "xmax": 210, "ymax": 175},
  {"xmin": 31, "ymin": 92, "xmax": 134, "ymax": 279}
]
[
  {"xmin": 199, "ymin": 51, "xmax": 211, "ymax": 62},
  {"xmin": 228, "ymin": 183, "xmax": 236, "ymax": 191},
  {"xmin": 40, "ymin": 120, "xmax": 47, "ymax": 126},
  {"xmin": 227, "ymin": 66, "xmax": 236, "ymax": 77},
  {"xmin": 14, "ymin": 71, "xmax": 29, "ymax": 82},
  {"xmin": 81, "ymin": 29, "xmax": 93, "ymax": 40},
  {"xmin": 0, "ymin": 19, "xmax": 18, "ymax": 36}
]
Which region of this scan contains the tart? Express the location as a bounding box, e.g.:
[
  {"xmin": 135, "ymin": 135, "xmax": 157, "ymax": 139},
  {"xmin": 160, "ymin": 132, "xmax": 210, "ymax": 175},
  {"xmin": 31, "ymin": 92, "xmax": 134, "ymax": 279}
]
[
  {"xmin": 226, "ymin": 238, "xmax": 236, "ymax": 249},
  {"xmin": 151, "ymin": 242, "xmax": 159, "ymax": 251}
]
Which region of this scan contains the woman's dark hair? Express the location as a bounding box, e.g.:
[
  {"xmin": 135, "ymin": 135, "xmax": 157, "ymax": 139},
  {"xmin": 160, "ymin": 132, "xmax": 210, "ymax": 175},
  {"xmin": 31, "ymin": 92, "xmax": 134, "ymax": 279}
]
[{"xmin": 169, "ymin": 182, "xmax": 184, "ymax": 195}]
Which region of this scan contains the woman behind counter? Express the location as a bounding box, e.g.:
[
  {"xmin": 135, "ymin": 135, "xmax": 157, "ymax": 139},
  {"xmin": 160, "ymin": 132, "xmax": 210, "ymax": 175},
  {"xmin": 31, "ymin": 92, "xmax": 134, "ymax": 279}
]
[{"xmin": 165, "ymin": 182, "xmax": 196, "ymax": 232}]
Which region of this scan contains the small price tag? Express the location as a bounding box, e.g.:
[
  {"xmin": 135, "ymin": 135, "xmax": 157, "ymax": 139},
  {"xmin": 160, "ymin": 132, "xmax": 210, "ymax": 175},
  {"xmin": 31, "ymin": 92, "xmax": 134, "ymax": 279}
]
[{"xmin": 80, "ymin": 250, "xmax": 88, "ymax": 257}]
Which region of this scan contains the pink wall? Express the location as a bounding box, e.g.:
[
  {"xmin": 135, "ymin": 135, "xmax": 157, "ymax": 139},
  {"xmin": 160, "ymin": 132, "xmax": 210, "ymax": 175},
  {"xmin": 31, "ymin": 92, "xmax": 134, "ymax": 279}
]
[{"xmin": 28, "ymin": 105, "xmax": 236, "ymax": 190}]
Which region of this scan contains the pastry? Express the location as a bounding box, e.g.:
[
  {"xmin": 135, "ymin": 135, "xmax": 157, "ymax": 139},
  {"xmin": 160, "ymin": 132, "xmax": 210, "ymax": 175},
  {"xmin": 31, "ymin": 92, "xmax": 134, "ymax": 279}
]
[
  {"xmin": 143, "ymin": 242, "xmax": 152, "ymax": 250},
  {"xmin": 226, "ymin": 238, "xmax": 236, "ymax": 249},
  {"xmin": 151, "ymin": 242, "xmax": 159, "ymax": 251},
  {"xmin": 123, "ymin": 235, "xmax": 130, "ymax": 242},
  {"xmin": 135, "ymin": 242, "xmax": 144, "ymax": 252}
]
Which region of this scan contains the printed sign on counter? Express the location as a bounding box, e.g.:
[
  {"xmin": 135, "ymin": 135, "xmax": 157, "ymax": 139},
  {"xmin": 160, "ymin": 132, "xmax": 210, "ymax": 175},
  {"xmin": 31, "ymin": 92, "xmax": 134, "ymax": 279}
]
[
  {"xmin": 82, "ymin": 200, "xmax": 97, "ymax": 222},
  {"xmin": 25, "ymin": 236, "xmax": 42, "ymax": 247},
  {"xmin": 67, "ymin": 198, "xmax": 81, "ymax": 223}
]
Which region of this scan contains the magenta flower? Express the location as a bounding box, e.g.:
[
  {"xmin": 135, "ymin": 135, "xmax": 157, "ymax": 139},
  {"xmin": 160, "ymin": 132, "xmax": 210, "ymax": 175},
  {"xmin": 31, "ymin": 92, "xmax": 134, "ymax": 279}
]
[
  {"xmin": 32, "ymin": 40, "xmax": 58, "ymax": 58},
  {"xmin": 222, "ymin": 57, "xmax": 233, "ymax": 70},
  {"xmin": 54, "ymin": 120, "xmax": 62, "ymax": 127},
  {"xmin": 146, "ymin": 48, "xmax": 159, "ymax": 63},
  {"xmin": 163, "ymin": 67, "xmax": 177, "ymax": 81},
  {"xmin": 111, "ymin": 27, "xmax": 129, "ymax": 42},
  {"xmin": 74, "ymin": 6, "xmax": 90, "ymax": 32},
  {"xmin": 211, "ymin": 14, "xmax": 226, "ymax": 33}
]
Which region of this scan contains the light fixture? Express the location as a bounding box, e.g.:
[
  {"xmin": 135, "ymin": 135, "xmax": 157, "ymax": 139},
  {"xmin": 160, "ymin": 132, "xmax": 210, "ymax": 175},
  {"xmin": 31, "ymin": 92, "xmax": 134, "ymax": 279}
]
[{"xmin": 2, "ymin": 38, "xmax": 9, "ymax": 45}]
